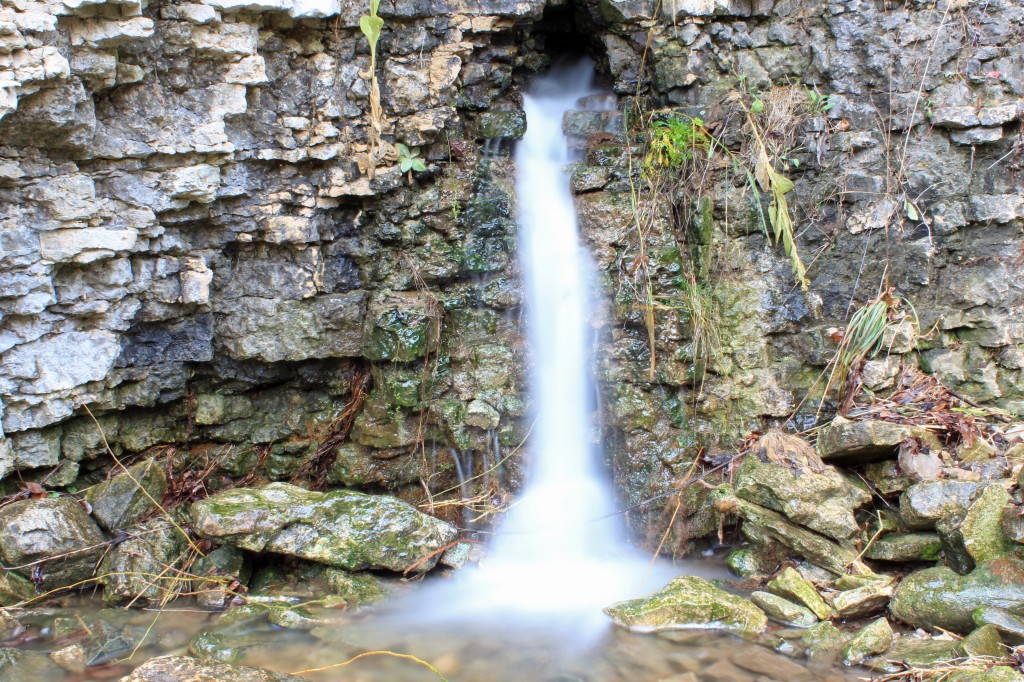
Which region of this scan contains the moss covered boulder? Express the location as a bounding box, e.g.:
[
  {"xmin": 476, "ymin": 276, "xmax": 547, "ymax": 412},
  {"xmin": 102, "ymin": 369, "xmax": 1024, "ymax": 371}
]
[
  {"xmin": 604, "ymin": 575, "xmax": 767, "ymax": 637},
  {"xmin": 890, "ymin": 557, "xmax": 1024, "ymax": 632},
  {"xmin": 0, "ymin": 496, "xmax": 106, "ymax": 591},
  {"xmin": 817, "ymin": 417, "xmax": 931, "ymax": 463},
  {"xmin": 190, "ymin": 483, "xmax": 457, "ymax": 573},
  {"xmin": 900, "ymin": 480, "xmax": 992, "ymax": 529},
  {"xmin": 841, "ymin": 617, "xmax": 893, "ymax": 666},
  {"xmin": 734, "ymin": 455, "xmax": 870, "ymax": 540}
]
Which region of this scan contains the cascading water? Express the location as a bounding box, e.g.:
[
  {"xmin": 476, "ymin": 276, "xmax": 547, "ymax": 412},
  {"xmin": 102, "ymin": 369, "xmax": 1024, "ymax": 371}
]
[{"xmin": 465, "ymin": 60, "xmax": 644, "ymax": 617}]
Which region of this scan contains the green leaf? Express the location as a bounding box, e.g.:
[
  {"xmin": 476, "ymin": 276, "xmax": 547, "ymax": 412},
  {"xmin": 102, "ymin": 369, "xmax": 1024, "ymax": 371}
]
[
  {"xmin": 370, "ymin": 0, "xmax": 381, "ymax": 15},
  {"xmin": 750, "ymin": 98, "xmax": 765, "ymax": 114},
  {"xmin": 408, "ymin": 146, "xmax": 421, "ymax": 158},
  {"xmin": 359, "ymin": 15, "xmax": 383, "ymax": 60},
  {"xmin": 400, "ymin": 158, "xmax": 413, "ymax": 172},
  {"xmin": 396, "ymin": 143, "xmax": 411, "ymax": 158},
  {"xmin": 411, "ymin": 158, "xmax": 427, "ymax": 172},
  {"xmin": 904, "ymin": 200, "xmax": 920, "ymax": 221}
]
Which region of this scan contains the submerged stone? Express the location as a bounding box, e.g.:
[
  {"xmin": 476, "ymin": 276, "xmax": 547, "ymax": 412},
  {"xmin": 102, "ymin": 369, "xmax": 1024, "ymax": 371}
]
[
  {"xmin": 890, "ymin": 558, "xmax": 1024, "ymax": 632},
  {"xmin": 766, "ymin": 567, "xmax": 831, "ymax": 620},
  {"xmin": 85, "ymin": 458, "xmax": 167, "ymax": 531},
  {"xmin": 864, "ymin": 532, "xmax": 943, "ymax": 562},
  {"xmin": 0, "ymin": 648, "xmax": 63, "ymax": 678},
  {"xmin": 801, "ymin": 621, "xmax": 848, "ymax": 660},
  {"xmin": 0, "ymin": 496, "xmax": 106, "ymax": 590},
  {"xmin": 750, "ymin": 591, "xmax": 817, "ymax": 627},
  {"xmin": 122, "ymin": 655, "xmax": 303, "ymax": 681},
  {"xmin": 190, "ymin": 483, "xmax": 457, "ymax": 573},
  {"xmin": 604, "ymin": 575, "xmax": 767, "ymax": 637},
  {"xmin": 734, "ymin": 455, "xmax": 870, "ymax": 540},
  {"xmin": 841, "ymin": 617, "xmax": 893, "ymax": 666}
]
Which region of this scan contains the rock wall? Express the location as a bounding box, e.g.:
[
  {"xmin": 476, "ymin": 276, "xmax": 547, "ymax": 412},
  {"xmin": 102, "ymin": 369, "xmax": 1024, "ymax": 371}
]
[{"xmin": 1, "ymin": 0, "xmax": 1022, "ymax": 549}]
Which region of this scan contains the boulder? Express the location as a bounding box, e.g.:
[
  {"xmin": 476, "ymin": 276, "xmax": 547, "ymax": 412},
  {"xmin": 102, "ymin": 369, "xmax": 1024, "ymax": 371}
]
[
  {"xmin": 890, "ymin": 558, "xmax": 1024, "ymax": 632},
  {"xmin": 840, "ymin": 617, "xmax": 893, "ymax": 666},
  {"xmin": 734, "ymin": 455, "xmax": 870, "ymax": 540},
  {"xmin": 604, "ymin": 575, "xmax": 767, "ymax": 637},
  {"xmin": 817, "ymin": 416, "xmax": 932, "ymax": 463},
  {"xmin": 99, "ymin": 518, "xmax": 188, "ymax": 606},
  {"xmin": 190, "ymin": 483, "xmax": 457, "ymax": 573},
  {"xmin": 0, "ymin": 496, "xmax": 106, "ymax": 590},
  {"xmin": 120, "ymin": 655, "xmax": 303, "ymax": 681},
  {"xmin": 900, "ymin": 480, "xmax": 992, "ymax": 529},
  {"xmin": 960, "ymin": 484, "xmax": 1015, "ymax": 563},
  {"xmin": 86, "ymin": 458, "xmax": 168, "ymax": 531},
  {"xmin": 974, "ymin": 606, "xmax": 1024, "ymax": 645}
]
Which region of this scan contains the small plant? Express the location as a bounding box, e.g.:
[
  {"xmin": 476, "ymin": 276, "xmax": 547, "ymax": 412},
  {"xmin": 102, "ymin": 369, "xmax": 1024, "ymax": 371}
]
[
  {"xmin": 644, "ymin": 115, "xmax": 712, "ymax": 171},
  {"xmin": 397, "ymin": 143, "xmax": 426, "ymax": 179},
  {"xmin": 805, "ymin": 87, "xmax": 832, "ymax": 115},
  {"xmin": 358, "ymin": 0, "xmax": 386, "ymax": 176}
]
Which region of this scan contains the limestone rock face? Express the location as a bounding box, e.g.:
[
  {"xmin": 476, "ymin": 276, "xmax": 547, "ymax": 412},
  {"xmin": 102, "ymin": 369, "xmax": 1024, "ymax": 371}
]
[
  {"xmin": 190, "ymin": 483, "xmax": 457, "ymax": 573},
  {"xmin": 0, "ymin": 496, "xmax": 106, "ymax": 590},
  {"xmin": 605, "ymin": 575, "xmax": 768, "ymax": 636}
]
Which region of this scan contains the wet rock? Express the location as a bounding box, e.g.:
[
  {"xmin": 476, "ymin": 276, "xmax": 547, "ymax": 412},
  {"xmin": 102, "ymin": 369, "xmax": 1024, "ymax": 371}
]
[
  {"xmin": 946, "ymin": 668, "xmax": 1024, "ymax": 682},
  {"xmin": 766, "ymin": 567, "xmax": 831, "ymax": 620},
  {"xmin": 750, "ymin": 591, "xmax": 817, "ymax": 627},
  {"xmin": 864, "ymin": 532, "xmax": 943, "ymax": 562},
  {"xmin": 831, "ymin": 576, "xmax": 895, "ymax": 618},
  {"xmin": 0, "ymin": 570, "xmax": 37, "ymax": 606},
  {"xmin": 725, "ymin": 547, "xmax": 779, "ymax": 578},
  {"xmin": 249, "ymin": 562, "xmax": 388, "ymax": 607},
  {"xmin": 974, "ymin": 605, "xmax": 1024, "ymax": 644},
  {"xmin": 0, "ymin": 496, "xmax": 106, "ymax": 590},
  {"xmin": 188, "ymin": 631, "xmax": 260, "ymax": 664},
  {"xmin": 0, "ymin": 610, "xmax": 24, "ymax": 640},
  {"xmin": 729, "ymin": 646, "xmax": 819, "ymax": 681},
  {"xmin": 0, "ymin": 648, "xmax": 64, "ymax": 677},
  {"xmin": 52, "ymin": 611, "xmax": 148, "ymax": 666},
  {"xmin": 99, "ymin": 518, "xmax": 188, "ymax": 606},
  {"xmin": 714, "ymin": 489, "xmax": 870, "ymax": 575},
  {"xmin": 862, "ymin": 459, "xmax": 912, "ymax": 496},
  {"xmin": 604, "ymin": 575, "xmax": 767, "ymax": 637},
  {"xmin": 960, "ymin": 484, "xmax": 1014, "ymax": 563},
  {"xmin": 900, "ymin": 480, "xmax": 992, "ymax": 529},
  {"xmin": 1002, "ymin": 506, "xmax": 1024, "ymax": 544},
  {"xmin": 734, "ymin": 455, "xmax": 870, "ymax": 540},
  {"xmin": 959, "ymin": 624, "xmax": 1004, "ymax": 658},
  {"xmin": 840, "ymin": 617, "xmax": 893, "ymax": 666},
  {"xmin": 464, "ymin": 399, "xmax": 500, "ymax": 429},
  {"xmin": 801, "ymin": 621, "xmax": 847, "ymax": 659},
  {"xmin": 937, "ymin": 515, "xmax": 980, "ymax": 575},
  {"xmin": 817, "ymin": 417, "xmax": 930, "ymax": 463},
  {"xmin": 477, "ymin": 110, "xmax": 526, "ymax": 140},
  {"xmin": 122, "ymin": 655, "xmax": 303, "ymax": 681},
  {"xmin": 50, "ymin": 644, "xmax": 87, "ymax": 673},
  {"xmin": 191, "ymin": 546, "xmax": 250, "ymax": 609},
  {"xmin": 191, "ymin": 483, "xmax": 457, "ymax": 573},
  {"xmin": 890, "ymin": 558, "xmax": 1024, "ymax": 632}
]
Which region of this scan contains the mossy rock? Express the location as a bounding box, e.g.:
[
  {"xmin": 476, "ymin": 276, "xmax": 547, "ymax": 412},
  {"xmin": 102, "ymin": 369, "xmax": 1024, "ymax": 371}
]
[
  {"xmin": 901, "ymin": 480, "xmax": 993, "ymax": 530},
  {"xmin": 975, "ymin": 605, "xmax": 1024, "ymax": 644},
  {"xmin": 841, "ymin": 617, "xmax": 893, "ymax": 666},
  {"xmin": 86, "ymin": 458, "xmax": 167, "ymax": 532},
  {"xmin": 477, "ymin": 110, "xmax": 527, "ymax": 140},
  {"xmin": 767, "ymin": 567, "xmax": 831, "ymax": 620},
  {"xmin": 99, "ymin": 518, "xmax": 189, "ymax": 606},
  {"xmin": 734, "ymin": 455, "xmax": 871, "ymax": 540},
  {"xmin": 190, "ymin": 483, "xmax": 457, "ymax": 573},
  {"xmin": 750, "ymin": 591, "xmax": 817, "ymax": 627},
  {"xmin": 0, "ymin": 496, "xmax": 106, "ymax": 591},
  {"xmin": 890, "ymin": 557, "xmax": 1024, "ymax": 632},
  {"xmin": 864, "ymin": 532, "xmax": 943, "ymax": 562},
  {"xmin": 604, "ymin": 575, "xmax": 767, "ymax": 637},
  {"xmin": 122, "ymin": 656, "xmax": 303, "ymax": 681}
]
